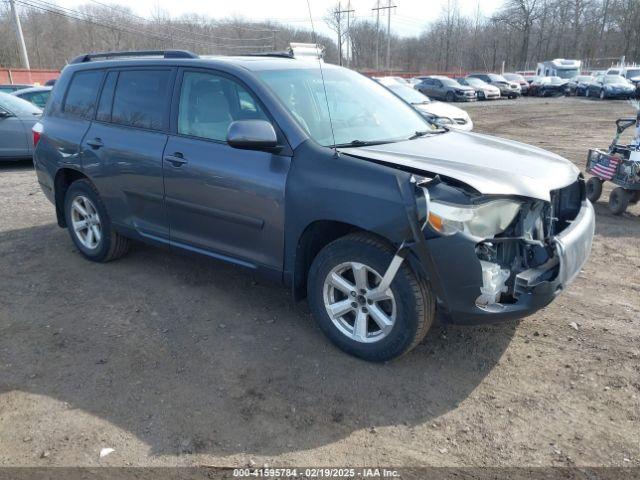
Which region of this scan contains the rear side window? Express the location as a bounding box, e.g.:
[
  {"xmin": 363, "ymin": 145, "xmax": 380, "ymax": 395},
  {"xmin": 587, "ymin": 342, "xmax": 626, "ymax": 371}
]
[
  {"xmin": 111, "ymin": 70, "xmax": 172, "ymax": 130},
  {"xmin": 63, "ymin": 70, "xmax": 104, "ymax": 120}
]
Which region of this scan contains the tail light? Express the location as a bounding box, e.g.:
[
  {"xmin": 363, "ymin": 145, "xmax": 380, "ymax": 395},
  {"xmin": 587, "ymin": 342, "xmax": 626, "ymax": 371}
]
[{"xmin": 32, "ymin": 122, "xmax": 43, "ymax": 147}]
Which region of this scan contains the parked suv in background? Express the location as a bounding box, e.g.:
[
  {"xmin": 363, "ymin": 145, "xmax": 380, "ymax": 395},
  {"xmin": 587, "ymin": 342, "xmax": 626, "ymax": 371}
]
[
  {"xmin": 414, "ymin": 76, "xmax": 476, "ymax": 102},
  {"xmin": 33, "ymin": 50, "xmax": 594, "ymax": 361},
  {"xmin": 468, "ymin": 73, "xmax": 521, "ymax": 98}
]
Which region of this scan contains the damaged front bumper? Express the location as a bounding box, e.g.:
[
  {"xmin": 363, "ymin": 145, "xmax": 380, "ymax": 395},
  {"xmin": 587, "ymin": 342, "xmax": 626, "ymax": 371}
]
[{"xmin": 410, "ymin": 200, "xmax": 595, "ymax": 324}]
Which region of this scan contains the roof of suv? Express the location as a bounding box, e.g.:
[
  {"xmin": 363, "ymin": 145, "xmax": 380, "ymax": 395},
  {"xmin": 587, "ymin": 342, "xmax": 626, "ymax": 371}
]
[{"xmin": 67, "ymin": 52, "xmax": 330, "ymax": 73}]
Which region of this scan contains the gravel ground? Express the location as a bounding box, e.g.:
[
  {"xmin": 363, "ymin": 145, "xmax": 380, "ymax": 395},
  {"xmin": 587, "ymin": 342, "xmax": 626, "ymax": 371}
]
[{"xmin": 0, "ymin": 96, "xmax": 638, "ymax": 468}]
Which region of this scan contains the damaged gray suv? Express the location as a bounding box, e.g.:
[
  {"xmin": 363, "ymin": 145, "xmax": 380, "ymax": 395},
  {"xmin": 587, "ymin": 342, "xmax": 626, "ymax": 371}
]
[{"xmin": 33, "ymin": 50, "xmax": 595, "ymax": 362}]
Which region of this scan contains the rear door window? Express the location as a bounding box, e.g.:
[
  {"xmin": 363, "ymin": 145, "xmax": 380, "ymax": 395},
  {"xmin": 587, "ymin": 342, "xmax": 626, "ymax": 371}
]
[
  {"xmin": 96, "ymin": 71, "xmax": 118, "ymax": 123},
  {"xmin": 111, "ymin": 70, "xmax": 172, "ymax": 131},
  {"xmin": 63, "ymin": 70, "xmax": 104, "ymax": 120}
]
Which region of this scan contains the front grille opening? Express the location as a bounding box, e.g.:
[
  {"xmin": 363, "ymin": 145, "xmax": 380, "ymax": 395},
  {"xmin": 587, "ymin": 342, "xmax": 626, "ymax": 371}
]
[{"xmin": 551, "ymin": 179, "xmax": 583, "ymax": 234}]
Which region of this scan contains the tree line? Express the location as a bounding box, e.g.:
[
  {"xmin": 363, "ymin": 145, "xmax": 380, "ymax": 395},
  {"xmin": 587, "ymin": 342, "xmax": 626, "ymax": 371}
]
[{"xmin": 0, "ymin": 0, "xmax": 637, "ymax": 74}]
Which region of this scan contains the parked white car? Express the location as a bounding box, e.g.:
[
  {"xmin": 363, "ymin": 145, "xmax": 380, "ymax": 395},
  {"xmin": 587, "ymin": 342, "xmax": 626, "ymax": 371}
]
[
  {"xmin": 373, "ymin": 76, "xmax": 410, "ymax": 86},
  {"xmin": 385, "ymin": 83, "xmax": 473, "ymax": 131}
]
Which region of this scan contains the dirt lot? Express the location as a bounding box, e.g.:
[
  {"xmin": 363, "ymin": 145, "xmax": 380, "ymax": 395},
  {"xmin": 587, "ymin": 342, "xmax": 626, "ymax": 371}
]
[{"xmin": 0, "ymin": 97, "xmax": 638, "ymax": 468}]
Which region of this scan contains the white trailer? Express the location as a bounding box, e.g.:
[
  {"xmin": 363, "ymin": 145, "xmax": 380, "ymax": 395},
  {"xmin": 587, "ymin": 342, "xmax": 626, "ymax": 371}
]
[{"xmin": 536, "ymin": 59, "xmax": 581, "ymax": 79}]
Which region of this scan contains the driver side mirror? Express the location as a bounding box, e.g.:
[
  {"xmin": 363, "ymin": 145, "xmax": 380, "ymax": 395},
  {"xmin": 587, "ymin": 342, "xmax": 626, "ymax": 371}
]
[{"xmin": 227, "ymin": 120, "xmax": 278, "ymax": 151}]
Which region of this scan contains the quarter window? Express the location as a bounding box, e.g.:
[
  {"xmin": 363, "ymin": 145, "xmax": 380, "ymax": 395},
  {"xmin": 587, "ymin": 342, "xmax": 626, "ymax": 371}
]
[
  {"xmin": 63, "ymin": 70, "xmax": 104, "ymax": 120},
  {"xmin": 111, "ymin": 70, "xmax": 172, "ymax": 130},
  {"xmin": 177, "ymin": 71, "xmax": 267, "ymax": 142}
]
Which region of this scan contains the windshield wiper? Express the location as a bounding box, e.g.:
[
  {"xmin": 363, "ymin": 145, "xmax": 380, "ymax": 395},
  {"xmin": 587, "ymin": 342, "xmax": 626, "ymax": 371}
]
[
  {"xmin": 408, "ymin": 130, "xmax": 431, "ymax": 139},
  {"xmin": 333, "ymin": 139, "xmax": 395, "ymax": 148},
  {"xmin": 409, "ymin": 128, "xmax": 448, "ymax": 139}
]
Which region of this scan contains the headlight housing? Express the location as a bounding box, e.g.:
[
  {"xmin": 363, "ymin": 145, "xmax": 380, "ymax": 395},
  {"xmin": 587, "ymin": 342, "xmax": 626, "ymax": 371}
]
[{"xmin": 428, "ymin": 198, "xmax": 522, "ymax": 238}]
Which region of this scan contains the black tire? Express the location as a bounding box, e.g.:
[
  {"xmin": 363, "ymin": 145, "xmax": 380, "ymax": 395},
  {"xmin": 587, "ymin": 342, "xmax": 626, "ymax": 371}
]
[
  {"xmin": 445, "ymin": 91, "xmax": 455, "ymax": 102},
  {"xmin": 478, "ymin": 91, "xmax": 485, "ymax": 100},
  {"xmin": 307, "ymin": 233, "xmax": 434, "ymax": 362},
  {"xmin": 630, "ymin": 190, "xmax": 640, "ymax": 204},
  {"xmin": 608, "ymin": 187, "xmax": 630, "ymax": 215},
  {"xmin": 586, "ymin": 177, "xmax": 603, "ymax": 203},
  {"xmin": 599, "ymin": 89, "xmax": 606, "ymax": 100},
  {"xmin": 64, "ymin": 179, "xmax": 130, "ymax": 262}
]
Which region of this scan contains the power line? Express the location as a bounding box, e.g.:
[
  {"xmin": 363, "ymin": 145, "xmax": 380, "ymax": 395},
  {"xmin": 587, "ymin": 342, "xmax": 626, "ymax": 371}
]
[
  {"xmin": 372, "ymin": 0, "xmax": 396, "ymax": 71},
  {"xmin": 84, "ymin": 0, "xmax": 276, "ymax": 40},
  {"xmin": 36, "ymin": 0, "xmax": 273, "ymax": 43},
  {"xmin": 334, "ymin": 2, "xmax": 354, "ymax": 66},
  {"xmin": 15, "ymin": 0, "xmax": 271, "ymax": 51}
]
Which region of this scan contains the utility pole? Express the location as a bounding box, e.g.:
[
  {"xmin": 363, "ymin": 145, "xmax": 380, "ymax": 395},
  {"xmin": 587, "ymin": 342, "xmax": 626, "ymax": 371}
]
[
  {"xmin": 9, "ymin": 0, "xmax": 30, "ymax": 70},
  {"xmin": 372, "ymin": 0, "xmax": 395, "ymax": 73},
  {"xmin": 373, "ymin": 0, "xmax": 380, "ymax": 71},
  {"xmin": 345, "ymin": 0, "xmax": 352, "ymax": 67},
  {"xmin": 335, "ymin": 2, "xmax": 355, "ymax": 67}
]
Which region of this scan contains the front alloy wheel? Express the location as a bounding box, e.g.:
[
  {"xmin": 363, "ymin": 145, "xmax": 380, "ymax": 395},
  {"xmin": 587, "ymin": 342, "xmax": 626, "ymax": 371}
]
[
  {"xmin": 600, "ymin": 89, "xmax": 606, "ymax": 100},
  {"xmin": 308, "ymin": 233, "xmax": 434, "ymax": 362},
  {"xmin": 323, "ymin": 262, "xmax": 396, "ymax": 343}
]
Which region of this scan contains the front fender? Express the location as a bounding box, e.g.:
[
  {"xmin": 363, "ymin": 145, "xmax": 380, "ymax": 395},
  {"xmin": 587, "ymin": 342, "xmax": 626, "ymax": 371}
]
[{"xmin": 284, "ymin": 140, "xmax": 447, "ymax": 301}]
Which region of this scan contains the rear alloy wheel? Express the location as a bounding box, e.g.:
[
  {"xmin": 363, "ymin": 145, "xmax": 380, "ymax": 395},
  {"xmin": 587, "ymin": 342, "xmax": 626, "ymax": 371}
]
[
  {"xmin": 64, "ymin": 179, "xmax": 130, "ymax": 262},
  {"xmin": 586, "ymin": 177, "xmax": 603, "ymax": 203},
  {"xmin": 308, "ymin": 233, "xmax": 434, "ymax": 362},
  {"xmin": 70, "ymin": 195, "xmax": 102, "ymax": 250},
  {"xmin": 608, "ymin": 187, "xmax": 630, "ymax": 215}
]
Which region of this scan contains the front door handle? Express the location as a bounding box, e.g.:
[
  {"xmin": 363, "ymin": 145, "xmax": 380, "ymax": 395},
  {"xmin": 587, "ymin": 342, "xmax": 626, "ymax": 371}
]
[
  {"xmin": 164, "ymin": 152, "xmax": 187, "ymax": 167},
  {"xmin": 86, "ymin": 138, "xmax": 103, "ymax": 149}
]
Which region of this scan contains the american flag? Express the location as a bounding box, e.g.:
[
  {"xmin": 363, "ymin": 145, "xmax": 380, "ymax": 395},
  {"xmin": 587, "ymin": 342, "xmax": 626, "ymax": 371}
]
[{"xmin": 591, "ymin": 154, "xmax": 620, "ymax": 180}]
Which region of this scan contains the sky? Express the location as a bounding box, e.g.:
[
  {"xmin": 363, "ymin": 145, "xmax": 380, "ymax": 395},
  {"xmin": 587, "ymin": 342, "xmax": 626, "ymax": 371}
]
[{"xmin": 55, "ymin": 0, "xmax": 504, "ymax": 38}]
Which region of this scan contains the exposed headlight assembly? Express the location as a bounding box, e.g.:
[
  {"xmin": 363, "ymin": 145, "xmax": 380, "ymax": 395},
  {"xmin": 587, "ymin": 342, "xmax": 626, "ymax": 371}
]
[{"xmin": 428, "ymin": 198, "xmax": 522, "ymax": 238}]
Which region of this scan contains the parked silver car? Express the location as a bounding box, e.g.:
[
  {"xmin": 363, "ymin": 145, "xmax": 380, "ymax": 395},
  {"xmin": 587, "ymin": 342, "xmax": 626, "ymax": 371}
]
[
  {"xmin": 0, "ymin": 92, "xmax": 42, "ymax": 160},
  {"xmin": 457, "ymin": 77, "xmax": 501, "ymax": 100}
]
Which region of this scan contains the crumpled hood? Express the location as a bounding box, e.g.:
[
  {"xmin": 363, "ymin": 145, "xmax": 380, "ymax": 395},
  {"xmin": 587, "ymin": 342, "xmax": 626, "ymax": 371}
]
[{"xmin": 339, "ymin": 130, "xmax": 579, "ymax": 202}]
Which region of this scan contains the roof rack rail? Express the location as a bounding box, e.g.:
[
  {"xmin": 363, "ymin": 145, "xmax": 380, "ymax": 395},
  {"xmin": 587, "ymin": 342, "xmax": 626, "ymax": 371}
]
[
  {"xmin": 70, "ymin": 50, "xmax": 199, "ymax": 64},
  {"xmin": 239, "ymin": 51, "xmax": 294, "ymax": 59}
]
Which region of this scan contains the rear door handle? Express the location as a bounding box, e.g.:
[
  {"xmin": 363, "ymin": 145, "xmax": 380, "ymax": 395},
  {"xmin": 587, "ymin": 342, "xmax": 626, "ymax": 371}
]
[
  {"xmin": 164, "ymin": 153, "xmax": 187, "ymax": 167},
  {"xmin": 86, "ymin": 138, "xmax": 103, "ymax": 149}
]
